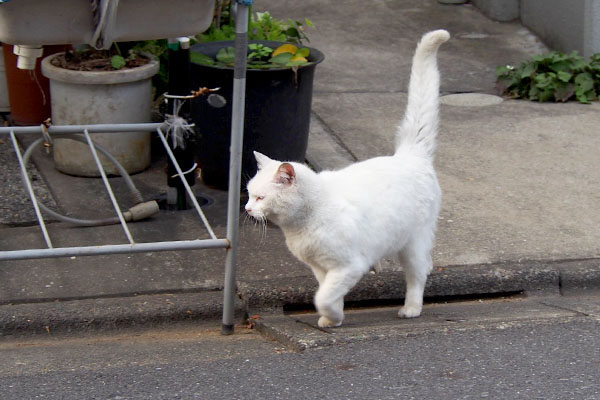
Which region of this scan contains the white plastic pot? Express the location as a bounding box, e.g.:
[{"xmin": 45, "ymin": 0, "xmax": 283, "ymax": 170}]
[{"xmin": 41, "ymin": 53, "xmax": 159, "ymax": 177}]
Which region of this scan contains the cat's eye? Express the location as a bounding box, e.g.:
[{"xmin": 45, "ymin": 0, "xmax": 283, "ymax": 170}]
[{"xmin": 256, "ymin": 196, "xmax": 264, "ymax": 201}]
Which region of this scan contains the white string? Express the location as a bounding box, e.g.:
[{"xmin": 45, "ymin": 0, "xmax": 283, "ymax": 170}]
[{"xmin": 164, "ymin": 99, "xmax": 195, "ymax": 150}]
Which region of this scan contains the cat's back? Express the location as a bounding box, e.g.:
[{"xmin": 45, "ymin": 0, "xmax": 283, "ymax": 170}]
[
  {"xmin": 314, "ymin": 152, "xmax": 440, "ymax": 230},
  {"xmin": 318, "ymin": 153, "xmax": 436, "ymax": 198}
]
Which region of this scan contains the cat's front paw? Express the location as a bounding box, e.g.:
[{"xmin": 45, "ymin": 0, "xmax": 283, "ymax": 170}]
[
  {"xmin": 398, "ymin": 305, "xmax": 422, "ymax": 319},
  {"xmin": 318, "ymin": 316, "xmax": 343, "ymax": 328}
]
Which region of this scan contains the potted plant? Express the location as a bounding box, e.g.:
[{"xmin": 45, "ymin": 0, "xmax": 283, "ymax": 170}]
[
  {"xmin": 188, "ymin": 4, "xmax": 324, "ymax": 190},
  {"xmin": 41, "ymin": 44, "xmax": 160, "ymax": 176}
]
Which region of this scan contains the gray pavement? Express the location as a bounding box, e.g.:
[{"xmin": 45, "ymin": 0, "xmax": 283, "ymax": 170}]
[
  {"xmin": 1, "ymin": 0, "xmax": 600, "ymax": 337},
  {"xmin": 2, "ymin": 294, "xmax": 599, "ymax": 399}
]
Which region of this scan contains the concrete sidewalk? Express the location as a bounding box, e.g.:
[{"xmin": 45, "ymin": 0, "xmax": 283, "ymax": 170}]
[{"xmin": 1, "ymin": 0, "xmax": 600, "ymax": 336}]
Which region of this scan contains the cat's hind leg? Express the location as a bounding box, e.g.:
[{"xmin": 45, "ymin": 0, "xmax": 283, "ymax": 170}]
[
  {"xmin": 398, "ymin": 232, "xmax": 434, "ymax": 319},
  {"xmin": 314, "ymin": 268, "xmax": 363, "ymax": 328},
  {"xmin": 309, "ymin": 265, "xmax": 327, "ymax": 286}
]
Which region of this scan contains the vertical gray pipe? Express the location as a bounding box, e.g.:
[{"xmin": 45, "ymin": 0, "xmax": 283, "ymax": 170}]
[{"xmin": 222, "ymin": 2, "xmax": 249, "ymax": 335}]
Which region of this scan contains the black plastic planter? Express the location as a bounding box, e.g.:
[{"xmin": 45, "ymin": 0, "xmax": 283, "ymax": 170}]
[{"xmin": 190, "ymin": 40, "xmax": 324, "ymax": 190}]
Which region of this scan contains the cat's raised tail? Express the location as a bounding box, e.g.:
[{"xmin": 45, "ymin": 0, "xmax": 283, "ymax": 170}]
[{"xmin": 396, "ymin": 29, "xmax": 450, "ymax": 159}]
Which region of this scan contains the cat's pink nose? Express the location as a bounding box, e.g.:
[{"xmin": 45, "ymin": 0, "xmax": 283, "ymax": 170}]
[{"xmin": 245, "ymin": 205, "xmax": 252, "ymax": 213}]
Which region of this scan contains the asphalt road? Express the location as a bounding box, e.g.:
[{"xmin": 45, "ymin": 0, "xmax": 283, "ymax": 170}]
[{"xmin": 1, "ymin": 294, "xmax": 599, "ymax": 399}]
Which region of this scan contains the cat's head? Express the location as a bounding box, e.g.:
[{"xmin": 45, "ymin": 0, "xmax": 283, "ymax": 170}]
[{"xmin": 245, "ymin": 151, "xmax": 305, "ymax": 226}]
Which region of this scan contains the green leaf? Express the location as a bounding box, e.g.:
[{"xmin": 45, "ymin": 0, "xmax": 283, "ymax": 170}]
[
  {"xmin": 534, "ymin": 73, "xmax": 554, "ymax": 89},
  {"xmin": 571, "ymin": 58, "xmax": 588, "ymax": 72},
  {"xmin": 575, "ymin": 72, "xmax": 594, "ymax": 91},
  {"xmin": 284, "ymin": 27, "xmax": 300, "ymax": 39},
  {"xmin": 190, "ymin": 52, "xmax": 216, "ymax": 66},
  {"xmin": 269, "ymin": 52, "xmax": 294, "ymax": 65},
  {"xmin": 557, "ymin": 71, "xmax": 572, "ymax": 83},
  {"xmin": 216, "ymin": 46, "xmax": 235, "ymax": 65},
  {"xmin": 296, "ymin": 47, "xmax": 310, "ymax": 58},
  {"xmin": 519, "ymin": 62, "xmax": 537, "ymax": 79},
  {"xmin": 576, "ymin": 91, "xmax": 589, "ymax": 103},
  {"xmin": 111, "ymin": 55, "xmax": 126, "ymax": 69},
  {"xmin": 549, "ymin": 60, "xmax": 571, "ymax": 73}
]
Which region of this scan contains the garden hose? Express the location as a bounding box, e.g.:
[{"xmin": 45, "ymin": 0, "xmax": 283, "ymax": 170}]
[{"xmin": 21, "ymin": 134, "xmax": 159, "ymax": 226}]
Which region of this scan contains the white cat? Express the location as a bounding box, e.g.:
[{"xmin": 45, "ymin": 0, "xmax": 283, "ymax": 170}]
[{"xmin": 245, "ymin": 30, "xmax": 450, "ymax": 328}]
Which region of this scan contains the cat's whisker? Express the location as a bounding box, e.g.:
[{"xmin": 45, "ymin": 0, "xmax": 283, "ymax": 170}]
[
  {"xmin": 259, "ymin": 215, "xmax": 268, "ymax": 244},
  {"xmin": 242, "ymin": 211, "xmax": 252, "ymax": 226},
  {"xmin": 253, "ymin": 214, "xmax": 267, "ymax": 245},
  {"xmin": 242, "ymin": 210, "xmax": 269, "ymax": 245},
  {"xmin": 244, "ymin": 213, "xmax": 257, "ymax": 231}
]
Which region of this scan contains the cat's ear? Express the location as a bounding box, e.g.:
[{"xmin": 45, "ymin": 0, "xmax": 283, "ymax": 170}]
[
  {"xmin": 274, "ymin": 163, "xmax": 296, "ymax": 186},
  {"xmin": 254, "ymin": 151, "xmax": 272, "ymax": 170}
]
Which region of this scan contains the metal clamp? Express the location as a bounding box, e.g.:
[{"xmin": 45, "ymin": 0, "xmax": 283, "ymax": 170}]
[{"xmin": 40, "ymin": 118, "xmax": 53, "ymax": 153}]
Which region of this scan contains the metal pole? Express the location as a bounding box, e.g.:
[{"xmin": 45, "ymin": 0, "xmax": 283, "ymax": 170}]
[
  {"xmin": 9, "ymin": 130, "xmax": 53, "ymax": 249},
  {"xmin": 222, "ymin": 1, "xmax": 250, "ymax": 335},
  {"xmin": 0, "ymin": 239, "xmax": 230, "ymax": 261},
  {"xmin": 0, "ymin": 123, "xmax": 166, "ymax": 135},
  {"xmin": 82, "ymin": 129, "xmax": 135, "ymax": 244}
]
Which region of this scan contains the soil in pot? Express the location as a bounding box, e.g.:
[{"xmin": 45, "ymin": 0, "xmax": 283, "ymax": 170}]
[
  {"xmin": 50, "ymin": 47, "xmax": 151, "ymax": 71},
  {"xmin": 189, "ymin": 40, "xmax": 324, "ymax": 190}
]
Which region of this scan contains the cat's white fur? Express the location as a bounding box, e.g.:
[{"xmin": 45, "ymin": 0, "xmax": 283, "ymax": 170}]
[{"xmin": 245, "ymin": 30, "xmax": 450, "ymax": 328}]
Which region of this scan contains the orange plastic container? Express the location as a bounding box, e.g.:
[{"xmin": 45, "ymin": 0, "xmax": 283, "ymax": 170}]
[{"xmin": 1, "ymin": 44, "xmax": 67, "ymax": 125}]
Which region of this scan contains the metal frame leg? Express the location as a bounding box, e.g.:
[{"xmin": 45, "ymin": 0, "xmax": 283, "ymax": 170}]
[{"xmin": 222, "ymin": 2, "xmax": 250, "ymax": 335}]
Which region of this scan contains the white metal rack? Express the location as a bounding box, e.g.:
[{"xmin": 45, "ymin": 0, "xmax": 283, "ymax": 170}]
[
  {"xmin": 0, "ymin": 122, "xmax": 231, "ymax": 261},
  {"xmin": 0, "ymin": 1, "xmax": 252, "ymax": 336}
]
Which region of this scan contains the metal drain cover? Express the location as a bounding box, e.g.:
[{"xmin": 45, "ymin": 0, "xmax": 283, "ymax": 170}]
[{"xmin": 440, "ymin": 93, "xmax": 504, "ymax": 107}]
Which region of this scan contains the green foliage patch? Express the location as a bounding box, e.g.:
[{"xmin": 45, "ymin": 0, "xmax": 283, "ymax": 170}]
[
  {"xmin": 198, "ymin": 11, "xmax": 313, "ymax": 45},
  {"xmin": 497, "ymin": 51, "xmax": 600, "ymax": 103}
]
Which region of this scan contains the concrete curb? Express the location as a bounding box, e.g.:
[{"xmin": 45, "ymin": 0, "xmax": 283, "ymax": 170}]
[
  {"xmin": 1, "ymin": 259, "xmax": 598, "ymax": 337},
  {"xmin": 239, "ymin": 259, "xmax": 600, "ymax": 313},
  {"xmin": 0, "ymin": 291, "xmax": 244, "ymax": 337}
]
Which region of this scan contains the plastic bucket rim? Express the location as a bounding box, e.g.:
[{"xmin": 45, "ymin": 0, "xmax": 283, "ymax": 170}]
[
  {"xmin": 190, "ymin": 40, "xmax": 324, "ymax": 72},
  {"xmin": 41, "ymin": 52, "xmax": 160, "ymax": 85}
]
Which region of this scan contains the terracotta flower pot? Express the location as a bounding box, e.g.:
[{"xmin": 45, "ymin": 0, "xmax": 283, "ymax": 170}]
[{"xmin": 2, "ymin": 44, "xmax": 68, "ymax": 125}]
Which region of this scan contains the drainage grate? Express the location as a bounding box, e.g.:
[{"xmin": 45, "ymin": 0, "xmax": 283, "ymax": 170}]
[{"xmin": 283, "ymin": 291, "xmax": 526, "ymax": 314}]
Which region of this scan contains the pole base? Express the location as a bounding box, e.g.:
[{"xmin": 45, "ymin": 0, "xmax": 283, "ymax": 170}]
[{"xmin": 221, "ymin": 323, "xmax": 235, "ymax": 335}]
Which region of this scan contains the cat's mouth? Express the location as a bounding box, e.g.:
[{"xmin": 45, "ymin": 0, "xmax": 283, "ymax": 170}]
[{"xmin": 246, "ymin": 210, "xmax": 265, "ymax": 220}]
